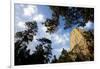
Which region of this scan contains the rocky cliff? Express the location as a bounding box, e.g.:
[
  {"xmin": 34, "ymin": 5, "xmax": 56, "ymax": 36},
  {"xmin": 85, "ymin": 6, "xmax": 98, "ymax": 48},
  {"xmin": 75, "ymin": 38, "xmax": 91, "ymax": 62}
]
[
  {"xmin": 57, "ymin": 28, "xmax": 94, "ymax": 62},
  {"xmin": 69, "ymin": 28, "xmax": 94, "ymax": 61}
]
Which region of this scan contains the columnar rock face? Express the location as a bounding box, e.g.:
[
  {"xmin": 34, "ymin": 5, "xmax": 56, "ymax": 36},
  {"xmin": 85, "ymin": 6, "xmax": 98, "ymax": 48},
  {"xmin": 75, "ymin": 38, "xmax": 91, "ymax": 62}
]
[
  {"xmin": 70, "ymin": 28, "xmax": 86, "ymax": 50},
  {"xmin": 69, "ymin": 28, "xmax": 94, "ymax": 61}
]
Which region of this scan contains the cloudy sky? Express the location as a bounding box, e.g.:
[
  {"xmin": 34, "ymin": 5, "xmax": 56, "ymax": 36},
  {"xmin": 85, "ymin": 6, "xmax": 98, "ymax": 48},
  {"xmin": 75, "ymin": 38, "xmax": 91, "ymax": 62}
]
[{"xmin": 14, "ymin": 3, "xmax": 94, "ymax": 58}]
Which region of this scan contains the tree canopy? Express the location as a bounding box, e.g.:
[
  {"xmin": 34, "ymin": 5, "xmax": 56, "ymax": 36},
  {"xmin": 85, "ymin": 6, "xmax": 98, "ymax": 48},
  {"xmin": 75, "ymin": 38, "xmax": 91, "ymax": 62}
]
[
  {"xmin": 15, "ymin": 21, "xmax": 52, "ymax": 65},
  {"xmin": 43, "ymin": 6, "xmax": 94, "ymax": 33}
]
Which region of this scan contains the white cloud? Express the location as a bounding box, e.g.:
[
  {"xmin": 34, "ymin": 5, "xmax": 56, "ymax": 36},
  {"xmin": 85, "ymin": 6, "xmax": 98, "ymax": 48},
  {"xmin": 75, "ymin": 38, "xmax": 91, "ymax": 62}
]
[
  {"xmin": 33, "ymin": 14, "xmax": 46, "ymax": 23},
  {"xmin": 63, "ymin": 34, "xmax": 69, "ymax": 41},
  {"xmin": 78, "ymin": 20, "xmax": 94, "ymax": 31},
  {"xmin": 45, "ymin": 33, "xmax": 51, "ymax": 39},
  {"xmin": 50, "ymin": 32, "xmax": 70, "ymax": 58},
  {"xmin": 52, "ymin": 33, "xmax": 69, "ymax": 45},
  {"xmin": 23, "ymin": 5, "xmax": 38, "ymax": 16},
  {"xmin": 84, "ymin": 20, "xmax": 94, "ymax": 31},
  {"xmin": 52, "ymin": 34, "xmax": 62, "ymax": 44},
  {"xmin": 17, "ymin": 21, "xmax": 26, "ymax": 29},
  {"xmin": 23, "ymin": 5, "xmax": 46, "ymax": 23},
  {"xmin": 78, "ymin": 26, "xmax": 84, "ymax": 30},
  {"xmin": 41, "ymin": 25, "xmax": 47, "ymax": 31}
]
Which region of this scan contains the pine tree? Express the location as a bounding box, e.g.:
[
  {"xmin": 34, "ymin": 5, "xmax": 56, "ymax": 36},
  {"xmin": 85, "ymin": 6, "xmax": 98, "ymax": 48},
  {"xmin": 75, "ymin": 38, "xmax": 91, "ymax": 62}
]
[{"xmin": 15, "ymin": 21, "xmax": 38, "ymax": 65}]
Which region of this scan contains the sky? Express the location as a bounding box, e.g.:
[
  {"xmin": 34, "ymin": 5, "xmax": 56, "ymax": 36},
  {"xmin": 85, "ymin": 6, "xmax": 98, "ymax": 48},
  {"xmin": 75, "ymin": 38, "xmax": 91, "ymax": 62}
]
[{"xmin": 14, "ymin": 3, "xmax": 94, "ymax": 59}]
